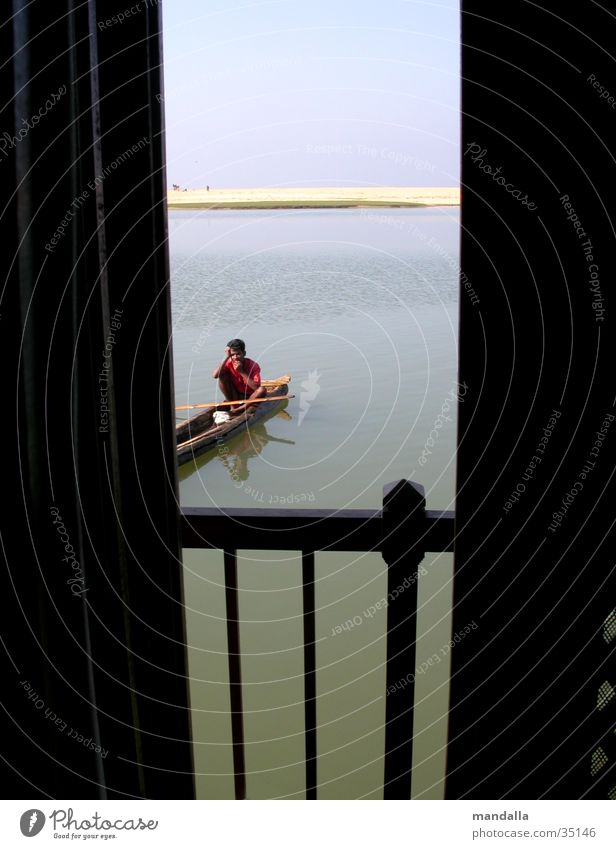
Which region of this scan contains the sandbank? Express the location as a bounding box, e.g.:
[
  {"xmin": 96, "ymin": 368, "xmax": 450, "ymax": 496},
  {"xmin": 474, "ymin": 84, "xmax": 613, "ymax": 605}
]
[{"xmin": 167, "ymin": 186, "xmax": 460, "ymax": 210}]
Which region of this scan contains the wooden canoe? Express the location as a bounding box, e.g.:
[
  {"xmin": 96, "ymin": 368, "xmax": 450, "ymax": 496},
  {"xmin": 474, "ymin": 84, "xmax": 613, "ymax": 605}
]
[{"xmin": 176, "ymin": 380, "xmax": 290, "ymax": 466}]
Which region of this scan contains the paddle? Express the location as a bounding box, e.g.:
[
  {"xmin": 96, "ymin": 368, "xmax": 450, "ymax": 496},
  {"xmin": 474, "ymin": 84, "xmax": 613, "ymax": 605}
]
[
  {"xmin": 176, "ymin": 374, "xmax": 291, "ymax": 411},
  {"xmin": 176, "ymin": 394, "xmax": 295, "ymax": 412}
]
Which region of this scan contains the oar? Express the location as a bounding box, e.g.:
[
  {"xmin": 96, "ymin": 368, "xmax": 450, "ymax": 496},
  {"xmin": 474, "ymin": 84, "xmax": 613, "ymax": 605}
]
[
  {"xmin": 176, "ymin": 394, "xmax": 295, "ymax": 412},
  {"xmin": 176, "ymin": 375, "xmax": 291, "ymax": 412}
]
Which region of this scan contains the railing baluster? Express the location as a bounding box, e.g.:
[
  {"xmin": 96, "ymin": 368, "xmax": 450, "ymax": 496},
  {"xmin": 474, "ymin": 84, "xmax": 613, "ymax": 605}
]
[
  {"xmin": 181, "ymin": 494, "xmax": 453, "ymax": 800},
  {"xmin": 382, "ymin": 480, "xmax": 426, "ymax": 799},
  {"xmin": 302, "ymin": 550, "xmax": 318, "ymax": 799},
  {"xmin": 224, "ymin": 549, "xmax": 246, "ymax": 799}
]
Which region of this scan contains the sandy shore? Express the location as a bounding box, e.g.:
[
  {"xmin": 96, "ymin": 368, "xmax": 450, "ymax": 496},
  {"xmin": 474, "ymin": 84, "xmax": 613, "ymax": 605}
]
[{"xmin": 167, "ymin": 186, "xmax": 459, "ymax": 209}]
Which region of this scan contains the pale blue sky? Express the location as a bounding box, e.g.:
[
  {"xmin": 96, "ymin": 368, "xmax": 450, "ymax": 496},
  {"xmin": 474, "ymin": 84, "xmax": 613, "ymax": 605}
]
[{"xmin": 162, "ymin": 0, "xmax": 460, "ymax": 188}]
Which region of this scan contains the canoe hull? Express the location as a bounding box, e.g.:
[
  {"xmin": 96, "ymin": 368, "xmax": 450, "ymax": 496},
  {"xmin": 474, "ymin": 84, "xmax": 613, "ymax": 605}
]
[{"xmin": 176, "ymin": 384, "xmax": 289, "ymax": 466}]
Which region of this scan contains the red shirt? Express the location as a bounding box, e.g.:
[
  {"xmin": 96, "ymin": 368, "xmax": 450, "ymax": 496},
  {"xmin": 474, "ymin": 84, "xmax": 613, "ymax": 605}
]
[{"xmin": 223, "ymin": 357, "xmax": 261, "ymax": 396}]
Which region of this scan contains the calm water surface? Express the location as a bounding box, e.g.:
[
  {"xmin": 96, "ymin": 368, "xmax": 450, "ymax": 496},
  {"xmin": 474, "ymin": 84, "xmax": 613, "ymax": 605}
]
[{"xmin": 171, "ymin": 207, "xmax": 459, "ymax": 798}]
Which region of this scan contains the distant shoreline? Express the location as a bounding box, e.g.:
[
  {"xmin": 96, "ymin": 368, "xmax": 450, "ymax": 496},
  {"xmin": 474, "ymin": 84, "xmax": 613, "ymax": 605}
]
[{"xmin": 167, "ymin": 186, "xmax": 460, "ymax": 210}]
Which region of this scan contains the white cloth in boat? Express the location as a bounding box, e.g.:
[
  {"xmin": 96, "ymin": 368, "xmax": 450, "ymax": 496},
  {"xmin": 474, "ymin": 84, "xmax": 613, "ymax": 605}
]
[{"xmin": 213, "ymin": 410, "xmax": 231, "ymax": 425}]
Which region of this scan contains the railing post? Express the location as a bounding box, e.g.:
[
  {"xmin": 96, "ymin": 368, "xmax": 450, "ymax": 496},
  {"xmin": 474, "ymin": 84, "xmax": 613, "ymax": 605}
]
[
  {"xmin": 302, "ymin": 551, "xmax": 318, "ymax": 799},
  {"xmin": 382, "ymin": 480, "xmax": 426, "ymax": 799},
  {"xmin": 224, "ymin": 550, "xmax": 246, "ymax": 800}
]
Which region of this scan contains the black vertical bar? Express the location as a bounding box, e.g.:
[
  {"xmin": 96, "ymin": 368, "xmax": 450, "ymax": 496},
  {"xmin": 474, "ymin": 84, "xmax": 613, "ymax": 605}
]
[
  {"xmin": 91, "ymin": 0, "xmax": 195, "ymax": 798},
  {"xmin": 302, "ymin": 551, "xmax": 317, "ymax": 799},
  {"xmin": 1, "ymin": 1, "xmax": 194, "ymax": 797},
  {"xmin": 448, "ymin": 2, "xmax": 616, "ymax": 801},
  {"xmin": 382, "ymin": 480, "xmax": 426, "ymax": 799},
  {"xmin": 224, "ymin": 550, "xmax": 246, "ymax": 800}
]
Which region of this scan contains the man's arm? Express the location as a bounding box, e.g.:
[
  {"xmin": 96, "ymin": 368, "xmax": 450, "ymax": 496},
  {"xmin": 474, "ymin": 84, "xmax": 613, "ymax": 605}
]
[
  {"xmin": 239, "ymin": 372, "xmax": 259, "ymax": 391},
  {"xmin": 237, "ymin": 362, "xmax": 261, "ymax": 391},
  {"xmin": 212, "ymin": 347, "xmax": 231, "ymax": 379}
]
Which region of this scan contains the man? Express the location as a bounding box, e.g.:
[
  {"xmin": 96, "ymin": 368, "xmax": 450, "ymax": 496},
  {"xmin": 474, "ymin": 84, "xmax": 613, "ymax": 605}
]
[{"xmin": 212, "ymin": 338, "xmax": 266, "ymax": 416}]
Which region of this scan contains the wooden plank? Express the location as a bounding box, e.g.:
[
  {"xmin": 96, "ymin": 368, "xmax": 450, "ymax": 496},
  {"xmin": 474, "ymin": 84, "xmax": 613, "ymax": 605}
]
[{"xmin": 176, "ymin": 394, "xmax": 294, "ymax": 412}]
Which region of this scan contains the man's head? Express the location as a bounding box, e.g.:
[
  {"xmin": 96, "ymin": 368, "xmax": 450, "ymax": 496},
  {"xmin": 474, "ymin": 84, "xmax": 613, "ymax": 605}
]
[
  {"xmin": 227, "ymin": 338, "xmax": 246, "ymax": 353},
  {"xmin": 227, "ymin": 338, "xmax": 246, "ymax": 367}
]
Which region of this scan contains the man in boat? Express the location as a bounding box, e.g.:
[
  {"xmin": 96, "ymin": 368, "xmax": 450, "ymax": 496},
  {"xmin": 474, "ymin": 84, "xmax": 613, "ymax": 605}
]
[{"xmin": 212, "ymin": 338, "xmax": 266, "ymax": 416}]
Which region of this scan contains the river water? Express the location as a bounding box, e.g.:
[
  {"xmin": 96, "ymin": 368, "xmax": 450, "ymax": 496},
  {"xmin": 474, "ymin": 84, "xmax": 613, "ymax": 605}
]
[{"xmin": 171, "ymin": 206, "xmax": 460, "ymax": 798}]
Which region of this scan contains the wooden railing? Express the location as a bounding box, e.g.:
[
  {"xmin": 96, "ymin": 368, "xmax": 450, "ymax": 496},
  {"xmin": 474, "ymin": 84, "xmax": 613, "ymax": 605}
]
[{"xmin": 180, "ymin": 480, "xmax": 455, "ymax": 799}]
